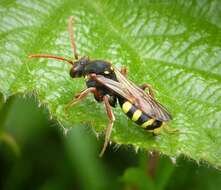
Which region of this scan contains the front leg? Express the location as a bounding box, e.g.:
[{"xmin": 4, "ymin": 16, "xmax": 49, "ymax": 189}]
[
  {"xmin": 65, "ymin": 87, "xmax": 96, "ymax": 111},
  {"xmin": 99, "ymin": 95, "xmax": 115, "ymax": 157}
]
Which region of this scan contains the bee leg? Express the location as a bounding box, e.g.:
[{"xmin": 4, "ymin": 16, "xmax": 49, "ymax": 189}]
[
  {"xmin": 152, "ymin": 127, "xmax": 162, "ymax": 135},
  {"xmin": 140, "ymin": 83, "xmax": 155, "ymax": 98},
  {"xmin": 65, "ymin": 87, "xmax": 96, "ymax": 112},
  {"xmin": 120, "ymin": 67, "xmax": 128, "ymax": 77},
  {"xmin": 163, "ymin": 124, "xmax": 179, "ymax": 134},
  {"xmin": 99, "ymin": 95, "xmax": 115, "ymax": 157}
]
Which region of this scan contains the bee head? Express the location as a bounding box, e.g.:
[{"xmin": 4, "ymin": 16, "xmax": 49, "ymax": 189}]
[{"xmin": 70, "ymin": 56, "xmax": 90, "ymax": 78}]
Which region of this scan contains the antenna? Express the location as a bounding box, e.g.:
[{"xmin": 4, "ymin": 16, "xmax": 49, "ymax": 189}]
[
  {"xmin": 68, "ymin": 16, "xmax": 78, "ymax": 60},
  {"xmin": 29, "ymin": 54, "xmax": 73, "ymax": 65},
  {"xmin": 29, "ymin": 16, "xmax": 79, "ymax": 65}
]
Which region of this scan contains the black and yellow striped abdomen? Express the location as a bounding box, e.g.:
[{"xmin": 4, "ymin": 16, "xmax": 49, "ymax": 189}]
[{"xmin": 118, "ymin": 98, "xmax": 163, "ymax": 131}]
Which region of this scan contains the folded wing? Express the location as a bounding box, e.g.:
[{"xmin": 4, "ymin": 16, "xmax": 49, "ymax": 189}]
[{"xmin": 95, "ymin": 68, "xmax": 172, "ymax": 121}]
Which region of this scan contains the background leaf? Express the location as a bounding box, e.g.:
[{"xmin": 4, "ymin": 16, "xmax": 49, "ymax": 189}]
[{"xmin": 0, "ymin": 0, "xmax": 221, "ymax": 168}]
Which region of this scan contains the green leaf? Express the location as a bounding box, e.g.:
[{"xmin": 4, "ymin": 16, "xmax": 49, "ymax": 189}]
[
  {"xmin": 121, "ymin": 153, "xmax": 175, "ymax": 190},
  {"xmin": 0, "ymin": 0, "xmax": 221, "ymax": 168}
]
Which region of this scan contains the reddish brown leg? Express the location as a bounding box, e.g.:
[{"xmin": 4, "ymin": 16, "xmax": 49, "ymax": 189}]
[
  {"xmin": 120, "ymin": 67, "xmax": 128, "ymax": 77},
  {"xmin": 140, "ymin": 83, "xmax": 155, "ymax": 98},
  {"xmin": 99, "ymin": 95, "xmax": 115, "ymax": 157},
  {"xmin": 65, "ymin": 87, "xmax": 96, "ymax": 111}
]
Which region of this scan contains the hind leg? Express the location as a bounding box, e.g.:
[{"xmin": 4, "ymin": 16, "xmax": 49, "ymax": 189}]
[
  {"xmin": 140, "ymin": 83, "xmax": 155, "ymax": 98},
  {"xmin": 99, "ymin": 95, "xmax": 115, "ymax": 157}
]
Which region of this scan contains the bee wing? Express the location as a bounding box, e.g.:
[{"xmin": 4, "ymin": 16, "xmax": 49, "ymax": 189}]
[
  {"xmin": 114, "ymin": 68, "xmax": 172, "ymax": 121},
  {"xmin": 95, "ymin": 69, "xmax": 172, "ymax": 121},
  {"xmin": 95, "ymin": 75, "xmax": 134, "ymax": 102}
]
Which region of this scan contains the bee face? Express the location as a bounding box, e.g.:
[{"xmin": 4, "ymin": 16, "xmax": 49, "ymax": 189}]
[{"xmin": 70, "ymin": 56, "xmax": 90, "ymax": 78}]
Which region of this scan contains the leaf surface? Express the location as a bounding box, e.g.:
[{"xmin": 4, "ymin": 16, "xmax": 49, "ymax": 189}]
[{"xmin": 0, "ymin": 0, "xmax": 221, "ymax": 168}]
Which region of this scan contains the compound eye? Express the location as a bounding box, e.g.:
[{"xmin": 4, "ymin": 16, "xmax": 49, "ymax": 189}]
[{"xmin": 70, "ymin": 67, "xmax": 77, "ymax": 78}]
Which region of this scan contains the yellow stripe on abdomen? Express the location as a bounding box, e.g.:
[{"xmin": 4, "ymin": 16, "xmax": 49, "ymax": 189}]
[
  {"xmin": 141, "ymin": 119, "xmax": 155, "ymax": 128},
  {"xmin": 122, "ymin": 101, "xmax": 132, "ymax": 113},
  {"xmin": 120, "ymin": 99, "xmax": 162, "ymax": 131},
  {"xmin": 132, "ymin": 110, "xmax": 142, "ymax": 121}
]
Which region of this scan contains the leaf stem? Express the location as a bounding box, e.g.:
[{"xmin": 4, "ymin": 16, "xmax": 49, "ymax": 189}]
[
  {"xmin": 147, "ymin": 151, "xmax": 159, "ymax": 178},
  {"xmin": 0, "ymin": 95, "xmax": 15, "ymax": 131},
  {"xmin": 0, "ymin": 96, "xmax": 20, "ymax": 156}
]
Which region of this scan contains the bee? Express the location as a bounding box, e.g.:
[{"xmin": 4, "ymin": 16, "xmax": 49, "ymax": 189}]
[{"xmin": 30, "ymin": 16, "xmax": 172, "ymax": 157}]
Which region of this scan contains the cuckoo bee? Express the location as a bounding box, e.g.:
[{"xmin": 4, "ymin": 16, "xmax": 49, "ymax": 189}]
[{"xmin": 29, "ymin": 16, "xmax": 172, "ymax": 157}]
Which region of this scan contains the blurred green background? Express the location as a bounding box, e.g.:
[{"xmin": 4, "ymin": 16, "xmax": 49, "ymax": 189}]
[{"xmin": 0, "ymin": 95, "xmax": 221, "ymax": 190}]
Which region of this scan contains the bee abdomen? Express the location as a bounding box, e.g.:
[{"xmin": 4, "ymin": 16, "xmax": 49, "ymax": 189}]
[{"xmin": 119, "ymin": 100, "xmax": 162, "ymax": 130}]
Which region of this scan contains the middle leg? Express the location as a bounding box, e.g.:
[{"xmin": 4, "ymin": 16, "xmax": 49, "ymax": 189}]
[{"xmin": 120, "ymin": 67, "xmax": 128, "ymax": 77}]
